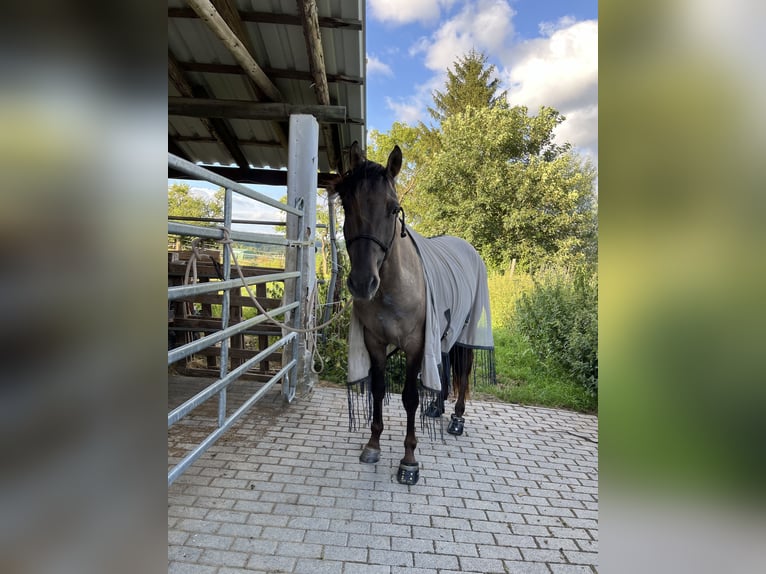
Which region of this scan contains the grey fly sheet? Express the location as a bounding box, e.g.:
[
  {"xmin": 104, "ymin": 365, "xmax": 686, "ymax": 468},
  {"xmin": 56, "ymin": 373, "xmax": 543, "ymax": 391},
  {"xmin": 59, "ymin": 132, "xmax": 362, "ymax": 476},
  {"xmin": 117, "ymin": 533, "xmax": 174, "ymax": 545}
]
[{"xmin": 347, "ymin": 226, "xmax": 495, "ymax": 428}]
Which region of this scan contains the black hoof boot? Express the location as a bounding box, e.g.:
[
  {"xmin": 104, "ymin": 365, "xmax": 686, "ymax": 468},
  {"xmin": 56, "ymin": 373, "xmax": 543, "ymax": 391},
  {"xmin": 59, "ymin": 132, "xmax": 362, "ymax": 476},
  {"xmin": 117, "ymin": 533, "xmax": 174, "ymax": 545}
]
[
  {"xmin": 447, "ymin": 414, "xmax": 465, "ymax": 435},
  {"xmin": 359, "ymin": 447, "xmax": 380, "ymax": 464},
  {"xmin": 397, "ymin": 460, "xmax": 420, "ymax": 485},
  {"xmin": 423, "ymin": 400, "xmax": 443, "ymax": 418}
]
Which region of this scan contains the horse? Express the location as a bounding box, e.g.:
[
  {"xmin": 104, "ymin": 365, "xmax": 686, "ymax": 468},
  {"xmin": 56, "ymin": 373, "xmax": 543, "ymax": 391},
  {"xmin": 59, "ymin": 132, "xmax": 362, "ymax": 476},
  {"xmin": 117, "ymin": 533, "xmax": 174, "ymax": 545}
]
[{"xmin": 332, "ymin": 141, "xmax": 494, "ymax": 485}]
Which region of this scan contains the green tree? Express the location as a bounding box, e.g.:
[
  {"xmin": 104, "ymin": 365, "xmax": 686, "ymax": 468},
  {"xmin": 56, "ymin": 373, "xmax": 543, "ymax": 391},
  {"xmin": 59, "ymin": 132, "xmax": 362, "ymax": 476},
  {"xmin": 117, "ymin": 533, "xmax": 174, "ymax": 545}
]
[
  {"xmin": 428, "ymin": 49, "xmax": 507, "ymax": 124},
  {"xmin": 168, "ymin": 183, "xmax": 224, "ymax": 220},
  {"xmin": 410, "ymin": 105, "xmax": 596, "ymax": 270},
  {"xmin": 168, "ymin": 183, "xmax": 224, "ymax": 248},
  {"xmin": 366, "ymin": 122, "xmax": 428, "ymax": 217}
]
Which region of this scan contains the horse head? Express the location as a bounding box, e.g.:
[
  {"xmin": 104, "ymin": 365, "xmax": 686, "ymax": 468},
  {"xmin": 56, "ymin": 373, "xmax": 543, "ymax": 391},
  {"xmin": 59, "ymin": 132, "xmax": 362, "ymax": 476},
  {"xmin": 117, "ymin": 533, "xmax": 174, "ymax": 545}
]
[{"xmin": 333, "ymin": 141, "xmax": 403, "ymax": 300}]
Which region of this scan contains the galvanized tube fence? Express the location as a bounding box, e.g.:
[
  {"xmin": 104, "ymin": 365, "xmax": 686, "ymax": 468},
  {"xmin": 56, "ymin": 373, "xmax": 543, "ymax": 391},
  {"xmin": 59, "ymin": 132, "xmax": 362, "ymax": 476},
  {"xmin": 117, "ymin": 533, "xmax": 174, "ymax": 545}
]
[
  {"xmin": 168, "ymin": 151, "xmax": 307, "ymax": 486},
  {"xmin": 166, "ymin": 359, "xmax": 297, "ymax": 486}
]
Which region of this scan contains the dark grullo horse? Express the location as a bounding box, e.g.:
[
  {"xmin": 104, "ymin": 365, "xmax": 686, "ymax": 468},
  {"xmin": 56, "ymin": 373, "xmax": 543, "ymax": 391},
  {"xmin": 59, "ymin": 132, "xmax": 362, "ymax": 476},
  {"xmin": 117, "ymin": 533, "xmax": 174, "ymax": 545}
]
[{"xmin": 332, "ymin": 142, "xmax": 495, "ymax": 485}]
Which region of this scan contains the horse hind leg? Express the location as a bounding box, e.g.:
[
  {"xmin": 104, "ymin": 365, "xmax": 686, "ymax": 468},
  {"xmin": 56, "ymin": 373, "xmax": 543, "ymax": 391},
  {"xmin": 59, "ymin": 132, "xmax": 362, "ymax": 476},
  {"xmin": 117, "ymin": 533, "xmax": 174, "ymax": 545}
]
[
  {"xmin": 424, "ymin": 354, "xmax": 449, "ymax": 418},
  {"xmin": 447, "ymin": 346, "xmax": 473, "ymax": 436}
]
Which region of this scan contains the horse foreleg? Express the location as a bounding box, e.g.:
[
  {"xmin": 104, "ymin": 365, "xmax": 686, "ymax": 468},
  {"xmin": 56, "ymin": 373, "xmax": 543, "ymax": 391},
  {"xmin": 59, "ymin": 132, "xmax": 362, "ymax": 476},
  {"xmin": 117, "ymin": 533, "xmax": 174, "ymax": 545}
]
[
  {"xmin": 397, "ymin": 354, "xmax": 422, "ymax": 485},
  {"xmin": 360, "ymin": 345, "xmax": 386, "ymax": 464}
]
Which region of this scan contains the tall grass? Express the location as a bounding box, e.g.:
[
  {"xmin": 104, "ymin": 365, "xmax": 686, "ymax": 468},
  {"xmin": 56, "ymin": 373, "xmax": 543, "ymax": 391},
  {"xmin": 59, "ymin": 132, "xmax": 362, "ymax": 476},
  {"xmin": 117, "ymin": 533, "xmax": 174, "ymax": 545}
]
[{"xmin": 482, "ymin": 269, "xmax": 598, "ymax": 414}]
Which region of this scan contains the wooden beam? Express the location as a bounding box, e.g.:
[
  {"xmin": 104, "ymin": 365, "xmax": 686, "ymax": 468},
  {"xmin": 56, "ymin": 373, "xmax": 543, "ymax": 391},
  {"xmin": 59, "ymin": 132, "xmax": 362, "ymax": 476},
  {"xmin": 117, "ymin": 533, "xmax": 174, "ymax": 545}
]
[
  {"xmin": 178, "ymin": 60, "xmax": 363, "ymax": 85},
  {"xmin": 209, "ymin": 0, "xmax": 267, "ymax": 102},
  {"xmin": 168, "ymin": 165, "xmax": 337, "ymax": 188},
  {"xmin": 185, "ymin": 0, "xmax": 284, "ymax": 102},
  {"xmin": 172, "ymin": 135, "xmax": 280, "ymax": 147},
  {"xmin": 297, "ymin": 0, "xmax": 339, "ymax": 172},
  {"xmin": 169, "ymin": 97, "xmax": 351, "ymax": 123},
  {"xmin": 173, "ymin": 135, "xmax": 328, "ymax": 153},
  {"xmin": 168, "ymin": 6, "xmax": 362, "ymax": 30}
]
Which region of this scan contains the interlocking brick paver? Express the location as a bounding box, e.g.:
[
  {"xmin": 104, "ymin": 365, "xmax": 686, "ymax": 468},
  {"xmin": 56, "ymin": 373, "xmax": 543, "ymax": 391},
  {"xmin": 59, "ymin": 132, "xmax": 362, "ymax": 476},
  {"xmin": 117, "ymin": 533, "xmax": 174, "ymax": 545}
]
[
  {"xmin": 414, "ymin": 552, "xmax": 459, "ymax": 570},
  {"xmin": 278, "ymin": 541, "xmax": 323, "ymax": 558},
  {"xmin": 344, "ymin": 564, "xmax": 391, "ymax": 574},
  {"xmin": 477, "ymin": 544, "xmax": 523, "ymax": 560},
  {"xmin": 564, "ymin": 550, "xmax": 599, "ymax": 565},
  {"xmin": 459, "ymin": 556, "xmax": 507, "ymax": 572},
  {"xmin": 323, "ymin": 544, "xmax": 368, "ymax": 562},
  {"xmin": 198, "ymin": 549, "xmax": 248, "ymax": 568},
  {"xmin": 550, "ymin": 565, "xmax": 596, "ymax": 574},
  {"xmin": 168, "ymin": 383, "xmax": 597, "ymax": 574},
  {"xmin": 185, "ymin": 533, "xmax": 232, "ymax": 550},
  {"xmin": 294, "ymin": 558, "xmax": 343, "ymax": 573},
  {"xmin": 168, "ymin": 562, "xmax": 217, "ymax": 574},
  {"xmin": 368, "ymin": 548, "xmax": 413, "ymax": 567}
]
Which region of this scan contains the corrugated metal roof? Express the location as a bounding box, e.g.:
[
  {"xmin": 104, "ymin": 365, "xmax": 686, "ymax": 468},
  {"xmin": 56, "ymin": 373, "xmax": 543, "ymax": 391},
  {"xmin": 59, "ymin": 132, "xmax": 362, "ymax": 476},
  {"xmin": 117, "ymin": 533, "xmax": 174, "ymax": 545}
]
[{"xmin": 168, "ymin": 0, "xmax": 366, "ymax": 175}]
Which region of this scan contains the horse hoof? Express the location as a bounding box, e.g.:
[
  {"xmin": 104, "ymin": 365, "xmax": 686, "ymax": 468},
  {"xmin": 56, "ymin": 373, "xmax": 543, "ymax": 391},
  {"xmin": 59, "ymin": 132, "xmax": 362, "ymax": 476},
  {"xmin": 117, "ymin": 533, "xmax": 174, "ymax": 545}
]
[
  {"xmin": 423, "ymin": 400, "xmax": 443, "ymax": 418},
  {"xmin": 447, "ymin": 414, "xmax": 465, "ymax": 435},
  {"xmin": 359, "ymin": 447, "xmax": 380, "ymax": 464},
  {"xmin": 397, "ymin": 461, "xmax": 420, "ymax": 485}
]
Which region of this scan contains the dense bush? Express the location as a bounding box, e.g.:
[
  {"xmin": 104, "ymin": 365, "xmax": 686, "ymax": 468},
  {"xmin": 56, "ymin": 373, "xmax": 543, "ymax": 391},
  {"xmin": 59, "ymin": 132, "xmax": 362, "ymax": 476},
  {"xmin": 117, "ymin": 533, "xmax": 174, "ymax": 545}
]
[{"xmin": 514, "ymin": 267, "xmax": 598, "ymax": 395}]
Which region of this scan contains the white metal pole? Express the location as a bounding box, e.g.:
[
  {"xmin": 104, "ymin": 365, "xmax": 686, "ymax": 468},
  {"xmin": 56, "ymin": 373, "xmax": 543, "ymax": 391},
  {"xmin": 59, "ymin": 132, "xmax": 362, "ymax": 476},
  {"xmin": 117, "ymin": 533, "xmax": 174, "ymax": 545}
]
[{"xmin": 284, "ymin": 114, "xmax": 318, "ymax": 400}]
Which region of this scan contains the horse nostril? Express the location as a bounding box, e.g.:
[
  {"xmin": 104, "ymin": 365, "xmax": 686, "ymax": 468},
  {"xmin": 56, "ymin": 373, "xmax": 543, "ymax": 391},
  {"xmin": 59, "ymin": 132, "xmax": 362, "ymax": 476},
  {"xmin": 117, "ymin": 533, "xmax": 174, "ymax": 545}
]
[{"xmin": 348, "ymin": 274, "xmax": 379, "ymax": 299}]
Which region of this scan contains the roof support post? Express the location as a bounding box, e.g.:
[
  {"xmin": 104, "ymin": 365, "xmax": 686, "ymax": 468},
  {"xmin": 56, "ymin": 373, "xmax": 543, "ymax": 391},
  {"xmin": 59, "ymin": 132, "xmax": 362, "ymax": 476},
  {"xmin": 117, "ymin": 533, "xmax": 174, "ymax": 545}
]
[{"xmin": 283, "ymin": 114, "xmax": 318, "ymax": 401}]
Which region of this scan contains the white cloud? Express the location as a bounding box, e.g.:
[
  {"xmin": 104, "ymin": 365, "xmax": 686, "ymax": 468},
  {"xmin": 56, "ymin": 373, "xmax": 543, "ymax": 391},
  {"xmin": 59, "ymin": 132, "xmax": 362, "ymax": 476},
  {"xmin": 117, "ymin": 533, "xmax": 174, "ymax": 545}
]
[
  {"xmin": 383, "ymin": 72, "xmax": 447, "ymax": 126},
  {"xmin": 369, "ymin": 0, "xmax": 457, "ymax": 25},
  {"xmin": 502, "ymin": 18, "xmax": 598, "ymax": 157},
  {"xmin": 412, "ymin": 0, "xmax": 516, "ymax": 72},
  {"xmin": 366, "ymin": 55, "xmax": 393, "ymax": 77},
  {"xmin": 385, "ymin": 96, "xmax": 425, "ymax": 125},
  {"xmin": 187, "ymin": 185, "xmax": 286, "ymax": 232},
  {"xmin": 555, "ymin": 104, "xmax": 598, "ymax": 161}
]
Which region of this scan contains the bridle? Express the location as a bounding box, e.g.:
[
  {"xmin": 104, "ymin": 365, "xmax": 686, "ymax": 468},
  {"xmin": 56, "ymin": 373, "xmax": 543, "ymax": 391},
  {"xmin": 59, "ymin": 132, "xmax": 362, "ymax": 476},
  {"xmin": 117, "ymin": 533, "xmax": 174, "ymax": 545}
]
[{"xmin": 345, "ymin": 205, "xmax": 407, "ymax": 262}]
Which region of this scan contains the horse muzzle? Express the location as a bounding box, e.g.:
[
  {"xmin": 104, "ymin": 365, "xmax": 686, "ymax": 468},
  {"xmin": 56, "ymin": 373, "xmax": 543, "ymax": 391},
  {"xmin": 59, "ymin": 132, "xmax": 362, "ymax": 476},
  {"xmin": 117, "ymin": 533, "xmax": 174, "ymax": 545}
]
[{"xmin": 347, "ymin": 273, "xmax": 380, "ymax": 300}]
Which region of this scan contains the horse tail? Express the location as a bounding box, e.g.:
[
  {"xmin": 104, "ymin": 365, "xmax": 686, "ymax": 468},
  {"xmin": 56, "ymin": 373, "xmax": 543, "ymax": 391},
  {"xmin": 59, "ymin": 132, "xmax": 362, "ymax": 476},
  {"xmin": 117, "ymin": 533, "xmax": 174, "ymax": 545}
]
[{"xmin": 450, "ymin": 345, "xmax": 474, "ymax": 402}]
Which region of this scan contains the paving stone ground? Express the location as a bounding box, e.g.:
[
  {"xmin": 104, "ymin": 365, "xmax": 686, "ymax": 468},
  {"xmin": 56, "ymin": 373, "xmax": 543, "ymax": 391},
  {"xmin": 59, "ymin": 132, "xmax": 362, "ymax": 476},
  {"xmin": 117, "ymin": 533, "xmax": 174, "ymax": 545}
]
[{"xmin": 168, "ymin": 377, "xmax": 598, "ymax": 573}]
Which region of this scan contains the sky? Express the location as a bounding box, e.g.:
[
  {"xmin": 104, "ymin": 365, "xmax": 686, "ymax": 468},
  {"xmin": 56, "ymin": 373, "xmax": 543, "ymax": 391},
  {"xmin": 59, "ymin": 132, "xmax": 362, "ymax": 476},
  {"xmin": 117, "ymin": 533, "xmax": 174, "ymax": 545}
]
[
  {"xmin": 172, "ymin": 0, "xmax": 597, "ymax": 228},
  {"xmin": 365, "ymin": 0, "xmax": 598, "ymax": 162}
]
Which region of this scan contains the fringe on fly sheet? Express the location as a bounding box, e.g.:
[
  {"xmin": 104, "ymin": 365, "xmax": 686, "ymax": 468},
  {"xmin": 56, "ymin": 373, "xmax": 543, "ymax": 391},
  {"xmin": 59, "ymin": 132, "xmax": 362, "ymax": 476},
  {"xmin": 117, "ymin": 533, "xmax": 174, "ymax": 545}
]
[
  {"xmin": 470, "ymin": 346, "xmax": 497, "ymax": 387},
  {"xmin": 346, "ymin": 375, "xmax": 372, "ymax": 432},
  {"xmin": 384, "ymin": 348, "xmax": 406, "ymax": 404},
  {"xmin": 418, "ymin": 383, "xmax": 444, "ymax": 442},
  {"xmin": 346, "ymin": 348, "xmax": 405, "ymax": 432}
]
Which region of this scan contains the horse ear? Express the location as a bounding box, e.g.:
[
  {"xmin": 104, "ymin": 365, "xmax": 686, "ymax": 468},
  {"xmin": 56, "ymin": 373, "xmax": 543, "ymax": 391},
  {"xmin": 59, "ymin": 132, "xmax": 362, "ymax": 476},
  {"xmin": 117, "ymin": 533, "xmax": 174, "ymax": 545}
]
[
  {"xmin": 348, "ymin": 141, "xmax": 364, "ymax": 170},
  {"xmin": 386, "ymin": 145, "xmax": 402, "ymax": 178}
]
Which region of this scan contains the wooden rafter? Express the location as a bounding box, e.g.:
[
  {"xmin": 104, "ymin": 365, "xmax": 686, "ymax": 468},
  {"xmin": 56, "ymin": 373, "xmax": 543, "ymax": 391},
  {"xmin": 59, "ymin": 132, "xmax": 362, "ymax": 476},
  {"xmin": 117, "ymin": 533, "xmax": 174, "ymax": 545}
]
[
  {"xmin": 173, "ymin": 135, "xmax": 328, "ymax": 152},
  {"xmin": 168, "ymin": 165, "xmax": 337, "ymax": 188},
  {"xmin": 297, "ymin": 0, "xmax": 341, "ymax": 171},
  {"xmin": 177, "ymin": 60, "xmax": 363, "ymax": 86},
  {"xmin": 185, "ymin": 0, "xmax": 284, "ymax": 103},
  {"xmin": 186, "ymin": 0, "xmax": 291, "ymax": 151},
  {"xmin": 168, "ymin": 6, "xmax": 362, "ymax": 30},
  {"xmin": 168, "ymin": 97, "xmax": 355, "ymax": 124}
]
